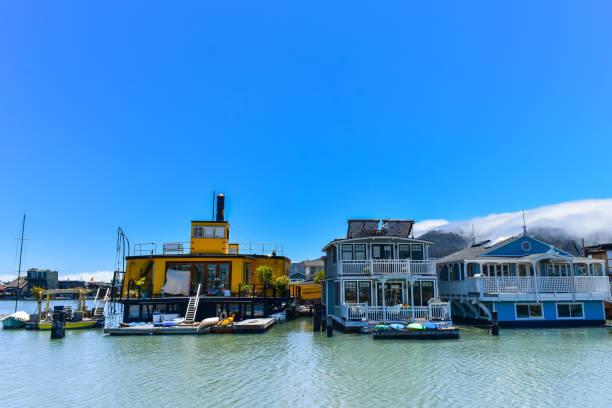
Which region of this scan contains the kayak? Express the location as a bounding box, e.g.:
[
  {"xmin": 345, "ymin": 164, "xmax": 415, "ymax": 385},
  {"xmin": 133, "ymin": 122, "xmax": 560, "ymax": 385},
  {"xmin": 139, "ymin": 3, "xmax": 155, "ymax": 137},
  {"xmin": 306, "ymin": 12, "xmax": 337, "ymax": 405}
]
[
  {"xmin": 389, "ymin": 324, "xmax": 404, "ymax": 330},
  {"xmin": 375, "ymin": 324, "xmax": 389, "ymax": 331},
  {"xmin": 407, "ymin": 323, "xmax": 424, "ymax": 330},
  {"xmin": 197, "ymin": 317, "xmax": 220, "ymax": 332},
  {"xmin": 423, "ymin": 322, "xmax": 438, "ymax": 330}
]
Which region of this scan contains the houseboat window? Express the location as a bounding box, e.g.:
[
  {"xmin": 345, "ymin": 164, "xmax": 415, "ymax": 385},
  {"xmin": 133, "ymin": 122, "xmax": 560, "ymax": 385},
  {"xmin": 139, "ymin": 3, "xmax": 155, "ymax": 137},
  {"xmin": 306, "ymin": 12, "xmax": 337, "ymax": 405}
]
[
  {"xmin": 590, "ymin": 264, "xmax": 603, "ymax": 276},
  {"xmin": 449, "ymin": 264, "xmax": 457, "ymax": 280},
  {"xmin": 518, "ymin": 264, "xmax": 527, "ymax": 277},
  {"xmin": 411, "ymin": 244, "xmax": 424, "ymax": 260},
  {"xmin": 501, "ymin": 264, "xmax": 510, "ymax": 277},
  {"xmin": 243, "ymin": 263, "xmax": 251, "ymax": 284},
  {"xmin": 344, "ymin": 281, "xmax": 357, "ymax": 302},
  {"xmin": 193, "ymin": 263, "xmax": 205, "ymax": 295},
  {"xmin": 330, "ymin": 246, "xmax": 337, "ymax": 264},
  {"xmin": 206, "ymin": 264, "xmax": 217, "ymax": 292},
  {"xmin": 342, "ymin": 244, "xmax": 354, "ymax": 260},
  {"xmin": 574, "ymin": 264, "xmax": 587, "ymax": 276},
  {"xmin": 557, "ymin": 303, "xmax": 583, "ymax": 318},
  {"xmin": 399, "ymin": 244, "xmax": 411, "ymax": 259},
  {"xmin": 421, "ymin": 281, "xmax": 434, "ymax": 305},
  {"xmin": 354, "ymin": 244, "xmax": 367, "ymax": 260},
  {"xmin": 334, "ymin": 281, "xmax": 340, "ymax": 305},
  {"xmin": 204, "ymin": 227, "xmax": 215, "ymax": 238},
  {"xmin": 214, "ymin": 227, "xmax": 225, "ymax": 238},
  {"xmin": 219, "ymin": 264, "xmax": 229, "ymax": 289},
  {"xmin": 515, "ymin": 304, "xmax": 543, "ymax": 319},
  {"xmin": 372, "ymin": 244, "xmax": 392, "ymax": 259},
  {"xmin": 358, "ymin": 281, "xmax": 371, "ymax": 304},
  {"xmin": 193, "ymin": 226, "xmax": 204, "ymax": 238},
  {"xmin": 413, "ymin": 281, "xmax": 422, "ymax": 306},
  {"xmin": 377, "ymin": 282, "xmax": 402, "ymax": 306}
]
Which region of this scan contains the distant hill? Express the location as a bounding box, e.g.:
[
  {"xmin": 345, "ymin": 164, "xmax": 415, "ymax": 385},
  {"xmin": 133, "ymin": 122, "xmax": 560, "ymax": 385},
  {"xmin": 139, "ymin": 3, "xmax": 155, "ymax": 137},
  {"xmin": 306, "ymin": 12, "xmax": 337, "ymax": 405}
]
[
  {"xmin": 418, "ymin": 230, "xmax": 470, "ymax": 258},
  {"xmin": 418, "ymin": 227, "xmax": 585, "ymax": 259}
]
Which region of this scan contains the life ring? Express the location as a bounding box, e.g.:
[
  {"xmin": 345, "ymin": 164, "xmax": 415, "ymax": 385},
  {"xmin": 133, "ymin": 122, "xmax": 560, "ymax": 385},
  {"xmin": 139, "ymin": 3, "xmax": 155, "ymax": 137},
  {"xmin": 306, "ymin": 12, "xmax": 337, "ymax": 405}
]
[{"xmin": 219, "ymin": 311, "xmax": 228, "ymax": 320}]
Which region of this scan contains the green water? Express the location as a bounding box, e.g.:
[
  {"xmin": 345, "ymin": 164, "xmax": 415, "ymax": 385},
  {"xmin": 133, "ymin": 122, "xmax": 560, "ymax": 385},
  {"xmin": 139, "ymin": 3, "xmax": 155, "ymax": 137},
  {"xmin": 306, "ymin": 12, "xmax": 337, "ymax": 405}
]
[{"xmin": 1, "ymin": 301, "xmax": 611, "ymax": 407}]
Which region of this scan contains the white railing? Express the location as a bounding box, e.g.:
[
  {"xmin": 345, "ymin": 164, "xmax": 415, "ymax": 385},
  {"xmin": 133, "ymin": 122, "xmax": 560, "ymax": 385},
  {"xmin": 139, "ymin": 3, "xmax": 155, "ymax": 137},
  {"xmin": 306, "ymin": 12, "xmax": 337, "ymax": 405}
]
[
  {"xmin": 440, "ymin": 276, "xmax": 611, "ymax": 297},
  {"xmin": 235, "ymin": 243, "xmax": 284, "ymax": 256},
  {"xmin": 340, "ymin": 260, "xmax": 436, "ymax": 276},
  {"xmin": 146, "ymin": 241, "xmax": 285, "ymax": 256},
  {"xmin": 342, "ymin": 303, "xmax": 451, "ymax": 322}
]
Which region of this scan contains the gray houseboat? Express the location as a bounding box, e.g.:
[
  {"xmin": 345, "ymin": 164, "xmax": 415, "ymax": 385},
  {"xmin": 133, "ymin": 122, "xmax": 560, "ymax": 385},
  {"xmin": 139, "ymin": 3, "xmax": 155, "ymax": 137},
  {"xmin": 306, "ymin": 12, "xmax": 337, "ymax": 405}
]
[{"xmin": 322, "ymin": 219, "xmax": 452, "ymax": 331}]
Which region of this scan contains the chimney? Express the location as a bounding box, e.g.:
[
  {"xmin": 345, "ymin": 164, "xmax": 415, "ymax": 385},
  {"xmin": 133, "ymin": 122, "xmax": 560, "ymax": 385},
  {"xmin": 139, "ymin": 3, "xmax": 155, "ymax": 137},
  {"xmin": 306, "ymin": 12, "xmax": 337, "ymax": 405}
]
[{"xmin": 216, "ymin": 194, "xmax": 225, "ymax": 221}]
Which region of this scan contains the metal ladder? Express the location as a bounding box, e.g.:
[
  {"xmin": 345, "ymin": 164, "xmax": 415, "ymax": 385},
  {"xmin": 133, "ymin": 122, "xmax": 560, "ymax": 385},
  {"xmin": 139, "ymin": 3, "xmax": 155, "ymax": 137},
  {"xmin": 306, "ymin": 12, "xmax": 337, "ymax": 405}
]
[
  {"xmin": 184, "ymin": 284, "xmax": 201, "ymax": 323},
  {"xmin": 93, "ymin": 288, "xmax": 110, "ymax": 318}
]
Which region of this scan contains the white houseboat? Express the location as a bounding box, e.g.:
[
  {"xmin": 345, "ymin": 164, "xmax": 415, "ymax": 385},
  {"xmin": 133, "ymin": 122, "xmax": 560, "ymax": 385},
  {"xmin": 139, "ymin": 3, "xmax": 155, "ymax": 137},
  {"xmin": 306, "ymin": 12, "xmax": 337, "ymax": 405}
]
[
  {"xmin": 437, "ymin": 227, "xmax": 611, "ymax": 327},
  {"xmin": 322, "ymin": 219, "xmax": 452, "ymax": 331}
]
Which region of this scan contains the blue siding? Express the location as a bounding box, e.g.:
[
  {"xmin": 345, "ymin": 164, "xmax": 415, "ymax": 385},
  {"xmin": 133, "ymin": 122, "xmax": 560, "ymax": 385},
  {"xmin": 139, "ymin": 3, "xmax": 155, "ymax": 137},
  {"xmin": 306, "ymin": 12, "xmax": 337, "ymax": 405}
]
[
  {"xmin": 483, "ymin": 236, "xmax": 572, "ymax": 257},
  {"xmin": 494, "ymin": 301, "xmax": 605, "ymax": 322},
  {"xmin": 326, "ymin": 279, "xmax": 335, "ymax": 315}
]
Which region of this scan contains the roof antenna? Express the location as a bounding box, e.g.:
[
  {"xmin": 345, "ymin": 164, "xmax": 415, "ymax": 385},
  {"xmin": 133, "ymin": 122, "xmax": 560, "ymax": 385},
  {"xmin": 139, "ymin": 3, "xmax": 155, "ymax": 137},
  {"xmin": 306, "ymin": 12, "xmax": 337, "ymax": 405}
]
[
  {"xmin": 471, "ymin": 224, "xmax": 476, "ymax": 245},
  {"xmin": 212, "ymin": 190, "xmax": 216, "ymax": 220},
  {"xmin": 522, "ymin": 209, "xmax": 527, "ymax": 236}
]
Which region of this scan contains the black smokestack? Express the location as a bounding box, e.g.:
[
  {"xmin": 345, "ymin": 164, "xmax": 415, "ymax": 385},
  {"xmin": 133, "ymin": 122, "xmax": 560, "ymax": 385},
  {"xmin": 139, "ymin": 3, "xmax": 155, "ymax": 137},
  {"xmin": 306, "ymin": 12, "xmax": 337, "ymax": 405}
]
[{"xmin": 216, "ymin": 194, "xmax": 225, "ymax": 221}]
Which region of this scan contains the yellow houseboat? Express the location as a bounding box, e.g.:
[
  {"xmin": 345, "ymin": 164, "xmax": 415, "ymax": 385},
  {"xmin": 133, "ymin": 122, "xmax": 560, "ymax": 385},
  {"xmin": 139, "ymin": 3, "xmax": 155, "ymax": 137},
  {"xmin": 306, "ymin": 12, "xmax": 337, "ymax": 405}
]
[{"xmin": 117, "ymin": 194, "xmax": 291, "ymax": 323}]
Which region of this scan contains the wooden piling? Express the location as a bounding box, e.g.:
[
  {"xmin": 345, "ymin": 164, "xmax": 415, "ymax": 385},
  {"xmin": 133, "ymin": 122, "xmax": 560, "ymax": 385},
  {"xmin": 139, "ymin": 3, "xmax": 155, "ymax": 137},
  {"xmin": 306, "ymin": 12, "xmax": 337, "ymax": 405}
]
[
  {"xmin": 313, "ymin": 304, "xmax": 321, "ymax": 331},
  {"xmin": 326, "ymin": 315, "xmax": 333, "ymax": 337},
  {"xmin": 491, "ymin": 311, "xmax": 499, "ymax": 336}
]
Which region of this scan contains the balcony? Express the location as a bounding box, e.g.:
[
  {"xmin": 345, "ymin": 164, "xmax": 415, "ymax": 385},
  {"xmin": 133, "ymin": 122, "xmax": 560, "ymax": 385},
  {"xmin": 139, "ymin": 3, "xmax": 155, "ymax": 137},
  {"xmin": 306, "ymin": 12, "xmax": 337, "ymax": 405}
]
[
  {"xmin": 339, "ymin": 260, "xmax": 436, "ymax": 276},
  {"xmin": 133, "ymin": 242, "xmax": 284, "ymax": 256},
  {"xmin": 335, "ymin": 302, "xmax": 451, "ymax": 323},
  {"xmin": 439, "ymin": 276, "xmax": 612, "ymax": 301}
]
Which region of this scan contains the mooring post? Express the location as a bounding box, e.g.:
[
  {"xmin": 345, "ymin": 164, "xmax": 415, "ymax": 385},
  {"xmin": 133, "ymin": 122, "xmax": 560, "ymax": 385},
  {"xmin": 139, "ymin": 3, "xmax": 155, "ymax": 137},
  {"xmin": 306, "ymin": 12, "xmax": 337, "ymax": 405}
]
[
  {"xmin": 313, "ymin": 304, "xmax": 321, "ymax": 331},
  {"xmin": 491, "ymin": 311, "xmax": 499, "ymax": 336},
  {"xmin": 50, "ymin": 307, "xmax": 66, "ymax": 339},
  {"xmin": 326, "ymin": 315, "xmax": 333, "ymax": 337}
]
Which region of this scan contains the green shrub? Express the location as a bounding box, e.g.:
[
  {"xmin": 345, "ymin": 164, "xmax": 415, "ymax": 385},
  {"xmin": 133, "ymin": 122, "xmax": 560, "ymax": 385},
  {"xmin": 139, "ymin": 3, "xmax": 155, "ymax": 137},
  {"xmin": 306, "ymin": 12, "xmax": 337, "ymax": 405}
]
[
  {"xmin": 256, "ymin": 266, "xmax": 274, "ymax": 284},
  {"xmin": 275, "ymin": 275, "xmax": 290, "ymax": 289},
  {"xmin": 313, "ymin": 270, "xmax": 325, "ymax": 283}
]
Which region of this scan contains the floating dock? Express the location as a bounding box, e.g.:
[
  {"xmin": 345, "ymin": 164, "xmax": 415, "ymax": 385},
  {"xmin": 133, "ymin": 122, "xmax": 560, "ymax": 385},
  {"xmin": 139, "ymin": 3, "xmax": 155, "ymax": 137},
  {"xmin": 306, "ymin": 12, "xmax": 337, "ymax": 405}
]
[
  {"xmin": 372, "ymin": 327, "xmax": 459, "ymax": 340},
  {"xmin": 104, "ymin": 318, "xmax": 275, "ymax": 336}
]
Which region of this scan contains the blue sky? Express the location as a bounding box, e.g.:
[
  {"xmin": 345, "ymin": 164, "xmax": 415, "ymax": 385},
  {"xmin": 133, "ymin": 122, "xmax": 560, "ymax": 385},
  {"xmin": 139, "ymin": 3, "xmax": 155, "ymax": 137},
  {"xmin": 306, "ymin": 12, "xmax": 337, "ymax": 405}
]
[{"xmin": 1, "ymin": 2, "xmax": 612, "ymax": 278}]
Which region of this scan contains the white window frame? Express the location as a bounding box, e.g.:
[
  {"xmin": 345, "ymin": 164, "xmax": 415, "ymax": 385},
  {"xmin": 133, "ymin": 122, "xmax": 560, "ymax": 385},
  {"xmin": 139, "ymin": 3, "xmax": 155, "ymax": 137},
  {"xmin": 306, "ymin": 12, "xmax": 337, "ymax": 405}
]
[
  {"xmin": 514, "ymin": 303, "xmax": 544, "ymax": 320},
  {"xmin": 214, "ymin": 227, "xmax": 225, "ymax": 238},
  {"xmin": 555, "ymin": 302, "xmax": 585, "ymax": 319}
]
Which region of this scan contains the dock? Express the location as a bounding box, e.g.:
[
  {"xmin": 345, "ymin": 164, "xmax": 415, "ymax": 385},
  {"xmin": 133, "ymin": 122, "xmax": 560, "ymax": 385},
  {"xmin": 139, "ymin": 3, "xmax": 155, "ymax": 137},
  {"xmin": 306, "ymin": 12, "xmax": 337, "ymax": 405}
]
[
  {"xmin": 104, "ymin": 318, "xmax": 275, "ymax": 336},
  {"xmin": 372, "ymin": 327, "xmax": 459, "ymax": 340}
]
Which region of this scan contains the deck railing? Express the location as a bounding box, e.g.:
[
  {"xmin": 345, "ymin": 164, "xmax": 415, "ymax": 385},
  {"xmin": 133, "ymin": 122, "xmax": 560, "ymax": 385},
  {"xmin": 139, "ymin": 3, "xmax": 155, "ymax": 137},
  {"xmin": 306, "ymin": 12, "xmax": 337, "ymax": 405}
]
[
  {"xmin": 133, "ymin": 241, "xmax": 285, "ymax": 256},
  {"xmin": 339, "ymin": 260, "xmax": 436, "ymax": 276},
  {"xmin": 341, "ymin": 302, "xmax": 451, "ymax": 322},
  {"xmin": 439, "ymin": 276, "xmax": 611, "ymax": 297}
]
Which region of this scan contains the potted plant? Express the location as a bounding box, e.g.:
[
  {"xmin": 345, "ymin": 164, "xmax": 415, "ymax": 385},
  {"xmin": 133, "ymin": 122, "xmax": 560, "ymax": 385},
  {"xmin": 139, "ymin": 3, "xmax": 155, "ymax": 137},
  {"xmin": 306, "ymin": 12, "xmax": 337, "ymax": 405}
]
[
  {"xmin": 256, "ymin": 266, "xmax": 274, "ymax": 296},
  {"xmin": 241, "ymin": 284, "xmax": 253, "ymax": 297},
  {"xmin": 313, "ymin": 270, "xmax": 324, "ymax": 283}
]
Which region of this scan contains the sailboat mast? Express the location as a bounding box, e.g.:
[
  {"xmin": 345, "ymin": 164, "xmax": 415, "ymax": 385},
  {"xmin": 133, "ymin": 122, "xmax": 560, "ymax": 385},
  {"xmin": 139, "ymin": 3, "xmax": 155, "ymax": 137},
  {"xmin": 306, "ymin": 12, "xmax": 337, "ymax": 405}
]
[{"xmin": 15, "ymin": 213, "xmax": 25, "ymax": 313}]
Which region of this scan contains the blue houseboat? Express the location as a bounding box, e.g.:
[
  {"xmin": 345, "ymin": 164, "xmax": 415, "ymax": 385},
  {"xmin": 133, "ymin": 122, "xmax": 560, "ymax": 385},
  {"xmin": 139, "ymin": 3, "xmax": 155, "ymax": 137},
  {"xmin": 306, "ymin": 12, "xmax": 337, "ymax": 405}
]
[
  {"xmin": 437, "ymin": 227, "xmax": 611, "ymax": 327},
  {"xmin": 322, "ymin": 219, "xmax": 452, "ymax": 331}
]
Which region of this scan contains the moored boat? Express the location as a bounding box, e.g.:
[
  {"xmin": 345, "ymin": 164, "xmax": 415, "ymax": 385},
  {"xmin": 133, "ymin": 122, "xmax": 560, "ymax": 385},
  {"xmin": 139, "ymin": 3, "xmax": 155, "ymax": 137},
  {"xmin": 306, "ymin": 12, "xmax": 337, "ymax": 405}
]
[
  {"xmin": 26, "ymin": 288, "xmax": 105, "ymax": 330},
  {"xmin": 1, "ymin": 311, "xmax": 30, "ymax": 329}
]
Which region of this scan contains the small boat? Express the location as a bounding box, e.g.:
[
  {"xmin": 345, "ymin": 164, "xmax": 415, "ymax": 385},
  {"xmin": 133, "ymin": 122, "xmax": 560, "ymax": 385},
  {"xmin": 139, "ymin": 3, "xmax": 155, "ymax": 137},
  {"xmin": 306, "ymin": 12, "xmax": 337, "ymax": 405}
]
[
  {"xmin": 27, "ymin": 288, "xmax": 104, "ymax": 330},
  {"xmin": 1, "ymin": 311, "xmax": 30, "ymax": 329}
]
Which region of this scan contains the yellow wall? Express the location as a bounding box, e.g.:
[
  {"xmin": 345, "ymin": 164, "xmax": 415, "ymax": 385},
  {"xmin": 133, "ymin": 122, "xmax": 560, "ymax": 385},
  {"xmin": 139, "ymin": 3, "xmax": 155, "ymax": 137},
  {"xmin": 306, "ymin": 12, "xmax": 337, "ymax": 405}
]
[
  {"xmin": 122, "ymin": 255, "xmax": 290, "ymax": 297},
  {"xmin": 190, "ymin": 221, "xmax": 229, "ymax": 254}
]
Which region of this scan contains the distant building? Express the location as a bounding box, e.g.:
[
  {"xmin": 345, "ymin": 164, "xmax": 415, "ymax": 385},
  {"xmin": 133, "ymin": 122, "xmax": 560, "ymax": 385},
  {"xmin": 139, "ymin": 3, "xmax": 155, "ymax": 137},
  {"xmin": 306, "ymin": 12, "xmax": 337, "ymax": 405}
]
[
  {"xmin": 583, "ymin": 243, "xmax": 612, "ymax": 276},
  {"xmin": 3, "ymin": 276, "xmax": 28, "ymax": 298},
  {"xmin": 290, "ymin": 258, "xmax": 324, "ymax": 281},
  {"xmin": 59, "ymin": 280, "xmax": 87, "ymax": 289},
  {"xmin": 26, "ymin": 268, "xmax": 59, "ymax": 290}
]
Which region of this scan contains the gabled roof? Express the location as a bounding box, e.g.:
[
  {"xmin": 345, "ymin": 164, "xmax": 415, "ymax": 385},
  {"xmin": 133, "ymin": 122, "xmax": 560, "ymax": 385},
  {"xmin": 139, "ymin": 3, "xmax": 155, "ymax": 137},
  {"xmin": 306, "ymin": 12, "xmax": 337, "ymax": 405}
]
[{"xmin": 438, "ymin": 232, "xmax": 575, "ymax": 264}]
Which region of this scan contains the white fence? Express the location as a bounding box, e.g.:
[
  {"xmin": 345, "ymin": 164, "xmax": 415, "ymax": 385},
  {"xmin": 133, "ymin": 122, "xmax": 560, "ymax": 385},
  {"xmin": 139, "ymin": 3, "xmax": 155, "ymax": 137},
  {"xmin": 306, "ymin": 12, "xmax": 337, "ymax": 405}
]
[
  {"xmin": 340, "ymin": 260, "xmax": 436, "ymax": 276},
  {"xmin": 342, "ymin": 303, "xmax": 451, "ymax": 322},
  {"xmin": 439, "ymin": 276, "xmax": 611, "ymax": 297}
]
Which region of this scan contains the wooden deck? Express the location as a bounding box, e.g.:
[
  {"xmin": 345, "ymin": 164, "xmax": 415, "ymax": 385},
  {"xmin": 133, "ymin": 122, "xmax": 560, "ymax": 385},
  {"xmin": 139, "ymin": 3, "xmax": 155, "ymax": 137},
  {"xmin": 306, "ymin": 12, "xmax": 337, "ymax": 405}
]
[{"xmin": 104, "ymin": 318, "xmax": 276, "ymax": 336}]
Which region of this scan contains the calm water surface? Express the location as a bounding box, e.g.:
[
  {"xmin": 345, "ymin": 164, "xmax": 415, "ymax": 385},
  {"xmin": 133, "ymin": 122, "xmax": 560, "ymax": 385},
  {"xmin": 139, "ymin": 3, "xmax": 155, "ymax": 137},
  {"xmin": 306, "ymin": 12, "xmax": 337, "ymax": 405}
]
[{"xmin": 1, "ymin": 300, "xmax": 611, "ymax": 407}]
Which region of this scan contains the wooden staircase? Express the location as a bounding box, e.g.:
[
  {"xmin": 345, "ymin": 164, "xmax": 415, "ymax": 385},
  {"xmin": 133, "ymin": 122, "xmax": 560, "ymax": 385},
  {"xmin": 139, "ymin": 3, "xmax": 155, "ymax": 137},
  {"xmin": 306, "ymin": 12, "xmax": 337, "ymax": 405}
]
[{"xmin": 184, "ymin": 284, "xmax": 201, "ymax": 323}]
